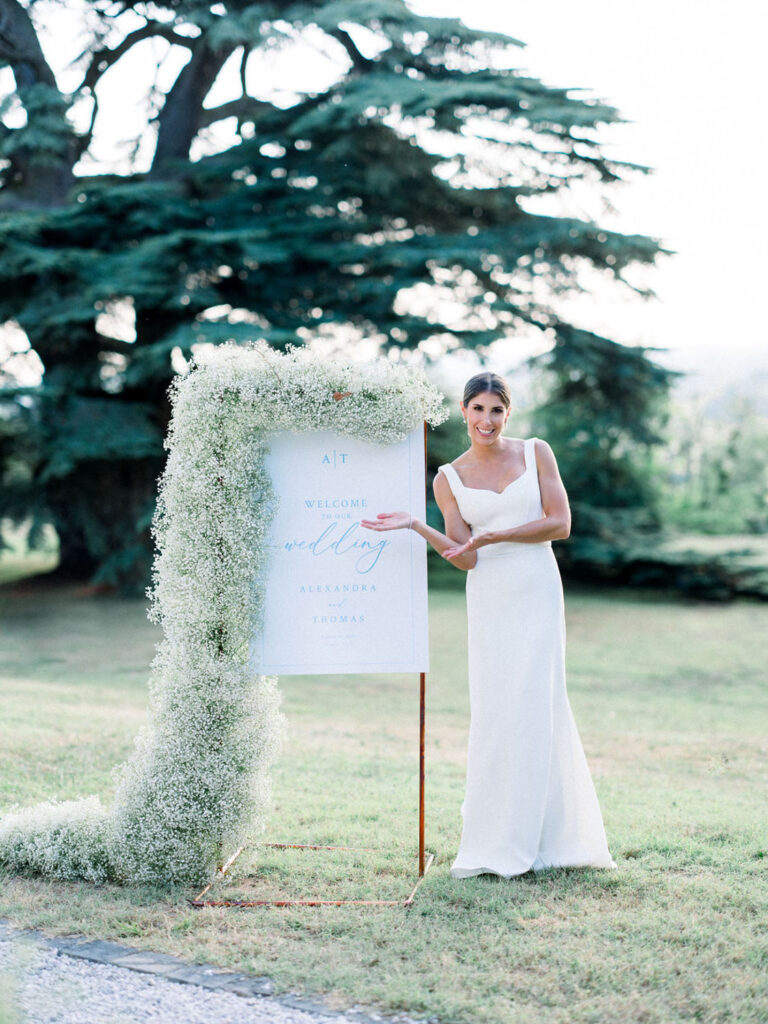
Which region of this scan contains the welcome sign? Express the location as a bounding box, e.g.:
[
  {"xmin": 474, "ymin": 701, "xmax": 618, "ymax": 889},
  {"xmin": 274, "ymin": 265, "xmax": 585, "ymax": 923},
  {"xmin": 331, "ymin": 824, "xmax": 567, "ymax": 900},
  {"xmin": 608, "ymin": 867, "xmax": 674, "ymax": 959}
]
[{"xmin": 252, "ymin": 427, "xmax": 429, "ymax": 675}]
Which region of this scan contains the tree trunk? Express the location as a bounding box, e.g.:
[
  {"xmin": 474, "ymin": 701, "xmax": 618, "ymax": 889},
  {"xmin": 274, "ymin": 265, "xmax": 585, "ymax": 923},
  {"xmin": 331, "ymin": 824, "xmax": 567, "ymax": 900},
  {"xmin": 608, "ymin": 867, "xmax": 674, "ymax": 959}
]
[
  {"xmin": 44, "ymin": 459, "xmax": 162, "ymax": 592},
  {"xmin": 0, "ymin": 0, "xmax": 75, "ymax": 207},
  {"xmin": 151, "ymin": 40, "xmax": 236, "ymax": 175}
]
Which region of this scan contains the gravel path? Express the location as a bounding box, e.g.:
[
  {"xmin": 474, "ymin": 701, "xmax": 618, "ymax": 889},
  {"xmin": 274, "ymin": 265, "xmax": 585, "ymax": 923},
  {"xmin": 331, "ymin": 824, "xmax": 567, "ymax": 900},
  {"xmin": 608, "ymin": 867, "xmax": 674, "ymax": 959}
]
[{"xmin": 0, "ymin": 925, "xmax": 420, "ymax": 1024}]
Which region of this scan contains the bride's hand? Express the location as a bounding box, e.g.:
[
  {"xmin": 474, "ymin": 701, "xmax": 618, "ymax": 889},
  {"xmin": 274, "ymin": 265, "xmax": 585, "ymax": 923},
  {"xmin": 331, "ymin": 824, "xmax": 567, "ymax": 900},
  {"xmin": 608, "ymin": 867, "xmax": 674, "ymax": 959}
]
[
  {"xmin": 360, "ymin": 511, "xmax": 412, "ymax": 531},
  {"xmin": 442, "ymin": 536, "xmax": 477, "ymax": 560}
]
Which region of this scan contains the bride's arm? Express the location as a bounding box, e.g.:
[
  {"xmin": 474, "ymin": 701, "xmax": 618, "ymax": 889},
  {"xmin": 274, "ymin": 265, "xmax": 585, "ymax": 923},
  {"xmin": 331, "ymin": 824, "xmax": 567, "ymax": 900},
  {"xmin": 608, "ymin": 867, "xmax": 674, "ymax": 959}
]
[
  {"xmin": 360, "ymin": 470, "xmax": 478, "ymax": 571},
  {"xmin": 488, "ymin": 441, "xmax": 570, "ymax": 543},
  {"xmin": 443, "ymin": 440, "xmax": 570, "ymax": 557}
]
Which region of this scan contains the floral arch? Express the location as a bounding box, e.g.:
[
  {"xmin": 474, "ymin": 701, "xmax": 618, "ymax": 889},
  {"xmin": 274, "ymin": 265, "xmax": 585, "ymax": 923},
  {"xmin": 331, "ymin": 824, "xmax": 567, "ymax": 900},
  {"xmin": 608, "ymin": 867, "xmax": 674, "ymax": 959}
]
[{"xmin": 0, "ymin": 346, "xmax": 445, "ymax": 886}]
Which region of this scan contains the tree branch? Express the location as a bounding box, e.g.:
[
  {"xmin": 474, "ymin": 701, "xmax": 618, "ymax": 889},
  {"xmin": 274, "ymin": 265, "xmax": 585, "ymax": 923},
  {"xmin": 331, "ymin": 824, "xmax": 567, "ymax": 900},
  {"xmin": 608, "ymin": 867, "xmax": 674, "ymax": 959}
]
[
  {"xmin": 79, "ymin": 22, "xmax": 195, "ymax": 95},
  {"xmin": 198, "ymin": 96, "xmax": 271, "ymax": 129},
  {"xmin": 327, "ymin": 27, "xmax": 374, "ymax": 72},
  {"xmin": 238, "ymin": 45, "xmax": 248, "ymax": 95},
  {"xmin": 0, "ymin": 0, "xmax": 57, "ymax": 87}
]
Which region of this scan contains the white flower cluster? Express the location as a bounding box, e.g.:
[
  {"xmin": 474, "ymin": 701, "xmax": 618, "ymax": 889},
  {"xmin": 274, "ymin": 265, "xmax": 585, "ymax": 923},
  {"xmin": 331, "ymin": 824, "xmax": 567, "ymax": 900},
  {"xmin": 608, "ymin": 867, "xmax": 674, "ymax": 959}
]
[
  {"xmin": 0, "ymin": 344, "xmax": 446, "ymax": 887},
  {"xmin": 0, "ymin": 797, "xmax": 114, "ymax": 884}
]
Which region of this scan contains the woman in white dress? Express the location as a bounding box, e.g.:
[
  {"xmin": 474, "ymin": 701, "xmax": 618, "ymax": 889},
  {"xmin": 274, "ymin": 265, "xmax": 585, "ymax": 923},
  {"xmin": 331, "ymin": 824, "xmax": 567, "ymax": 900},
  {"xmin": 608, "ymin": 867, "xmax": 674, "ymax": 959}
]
[{"xmin": 361, "ymin": 372, "xmax": 615, "ymax": 877}]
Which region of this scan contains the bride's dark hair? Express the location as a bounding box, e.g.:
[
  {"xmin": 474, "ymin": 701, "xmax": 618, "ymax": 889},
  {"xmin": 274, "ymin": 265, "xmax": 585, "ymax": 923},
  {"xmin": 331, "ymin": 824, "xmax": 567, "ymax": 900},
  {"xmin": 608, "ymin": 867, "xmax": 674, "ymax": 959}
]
[{"xmin": 462, "ymin": 372, "xmax": 511, "ymax": 410}]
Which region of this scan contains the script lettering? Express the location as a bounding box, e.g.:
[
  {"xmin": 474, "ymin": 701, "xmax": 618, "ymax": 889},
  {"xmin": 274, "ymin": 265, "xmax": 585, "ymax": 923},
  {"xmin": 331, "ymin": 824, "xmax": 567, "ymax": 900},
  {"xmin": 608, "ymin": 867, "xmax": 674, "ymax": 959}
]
[{"xmin": 282, "ymin": 521, "xmax": 390, "ymax": 574}]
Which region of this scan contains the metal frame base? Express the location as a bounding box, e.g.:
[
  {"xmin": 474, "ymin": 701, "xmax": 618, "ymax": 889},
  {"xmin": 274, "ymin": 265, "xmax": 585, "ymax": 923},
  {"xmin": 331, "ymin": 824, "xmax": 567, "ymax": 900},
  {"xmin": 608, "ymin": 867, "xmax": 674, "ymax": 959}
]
[{"xmin": 189, "ymin": 844, "xmax": 435, "ymax": 909}]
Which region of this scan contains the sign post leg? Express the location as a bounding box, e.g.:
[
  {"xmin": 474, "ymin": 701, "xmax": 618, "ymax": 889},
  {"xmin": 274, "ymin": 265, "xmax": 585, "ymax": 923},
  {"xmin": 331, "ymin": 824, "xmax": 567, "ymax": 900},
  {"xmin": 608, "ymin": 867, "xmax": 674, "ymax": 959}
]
[
  {"xmin": 419, "ymin": 419, "xmax": 428, "ymax": 879},
  {"xmin": 419, "ymin": 670, "xmax": 426, "ymax": 876}
]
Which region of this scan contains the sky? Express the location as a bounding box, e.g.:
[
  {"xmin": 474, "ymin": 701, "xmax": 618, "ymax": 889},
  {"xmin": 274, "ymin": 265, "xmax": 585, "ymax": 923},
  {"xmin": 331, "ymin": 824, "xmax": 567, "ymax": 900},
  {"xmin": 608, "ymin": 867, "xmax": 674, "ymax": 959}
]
[
  {"xmin": 2, "ymin": 0, "xmax": 766, "ymax": 394},
  {"xmin": 414, "ymin": 0, "xmax": 766, "ymax": 383}
]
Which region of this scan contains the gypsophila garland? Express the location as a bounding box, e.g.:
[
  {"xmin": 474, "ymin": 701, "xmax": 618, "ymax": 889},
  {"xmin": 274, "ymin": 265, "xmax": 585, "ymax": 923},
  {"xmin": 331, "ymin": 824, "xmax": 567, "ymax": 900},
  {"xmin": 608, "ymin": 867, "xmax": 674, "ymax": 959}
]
[{"xmin": 0, "ymin": 345, "xmax": 447, "ymax": 886}]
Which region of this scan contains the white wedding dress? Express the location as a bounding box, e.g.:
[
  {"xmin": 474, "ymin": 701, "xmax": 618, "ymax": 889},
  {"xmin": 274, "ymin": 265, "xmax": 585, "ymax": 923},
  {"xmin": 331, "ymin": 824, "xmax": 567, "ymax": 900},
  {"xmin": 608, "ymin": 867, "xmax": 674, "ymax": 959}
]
[{"xmin": 439, "ymin": 438, "xmax": 616, "ymax": 877}]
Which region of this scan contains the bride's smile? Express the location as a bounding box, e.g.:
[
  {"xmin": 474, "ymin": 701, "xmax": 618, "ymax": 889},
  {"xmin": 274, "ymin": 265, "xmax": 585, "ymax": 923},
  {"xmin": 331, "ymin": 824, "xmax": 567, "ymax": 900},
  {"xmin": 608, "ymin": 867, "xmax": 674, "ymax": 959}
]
[{"xmin": 462, "ymin": 393, "xmax": 510, "ymax": 446}]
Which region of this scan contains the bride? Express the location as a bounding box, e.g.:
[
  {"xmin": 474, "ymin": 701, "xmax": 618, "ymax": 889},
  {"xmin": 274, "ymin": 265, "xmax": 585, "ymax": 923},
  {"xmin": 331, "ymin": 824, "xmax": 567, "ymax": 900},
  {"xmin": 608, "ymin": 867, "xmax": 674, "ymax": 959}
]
[{"xmin": 361, "ymin": 371, "xmax": 615, "ymax": 877}]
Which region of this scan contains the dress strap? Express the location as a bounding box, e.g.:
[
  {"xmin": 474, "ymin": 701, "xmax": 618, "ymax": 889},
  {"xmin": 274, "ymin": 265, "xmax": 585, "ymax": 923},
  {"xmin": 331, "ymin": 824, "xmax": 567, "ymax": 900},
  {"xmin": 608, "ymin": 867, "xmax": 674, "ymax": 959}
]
[
  {"xmin": 438, "ymin": 462, "xmax": 463, "ymax": 498},
  {"xmin": 523, "ymin": 437, "xmax": 536, "ymax": 473}
]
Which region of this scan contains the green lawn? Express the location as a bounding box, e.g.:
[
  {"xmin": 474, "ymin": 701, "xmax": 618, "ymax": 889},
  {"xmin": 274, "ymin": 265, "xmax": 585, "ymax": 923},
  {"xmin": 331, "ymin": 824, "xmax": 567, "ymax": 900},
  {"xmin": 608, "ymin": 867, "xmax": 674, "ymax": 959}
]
[{"xmin": 1, "ymin": 580, "xmax": 766, "ymax": 1023}]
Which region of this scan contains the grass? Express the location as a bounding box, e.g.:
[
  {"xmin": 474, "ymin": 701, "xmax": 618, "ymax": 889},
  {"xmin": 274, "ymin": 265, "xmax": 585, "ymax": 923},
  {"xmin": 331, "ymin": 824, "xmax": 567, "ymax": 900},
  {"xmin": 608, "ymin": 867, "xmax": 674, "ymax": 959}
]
[{"xmin": 1, "ymin": 577, "xmax": 767, "ymax": 1023}]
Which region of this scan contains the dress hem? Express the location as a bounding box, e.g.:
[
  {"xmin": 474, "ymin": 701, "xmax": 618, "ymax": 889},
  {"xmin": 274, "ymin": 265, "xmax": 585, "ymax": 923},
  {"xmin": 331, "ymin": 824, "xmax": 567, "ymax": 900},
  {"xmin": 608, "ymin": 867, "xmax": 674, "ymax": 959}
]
[{"xmin": 450, "ymin": 858, "xmax": 617, "ymax": 879}]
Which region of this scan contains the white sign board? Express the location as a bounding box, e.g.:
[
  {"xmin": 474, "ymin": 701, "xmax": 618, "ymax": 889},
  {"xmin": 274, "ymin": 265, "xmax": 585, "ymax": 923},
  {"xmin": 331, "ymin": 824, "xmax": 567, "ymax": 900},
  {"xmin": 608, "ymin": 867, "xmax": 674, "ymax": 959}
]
[{"xmin": 251, "ymin": 427, "xmax": 429, "ymax": 676}]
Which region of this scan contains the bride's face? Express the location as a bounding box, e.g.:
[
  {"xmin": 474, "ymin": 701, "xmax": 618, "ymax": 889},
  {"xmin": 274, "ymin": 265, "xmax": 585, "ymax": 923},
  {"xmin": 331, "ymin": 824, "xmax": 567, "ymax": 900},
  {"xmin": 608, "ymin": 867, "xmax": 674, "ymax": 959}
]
[{"xmin": 461, "ymin": 390, "xmax": 510, "ymax": 445}]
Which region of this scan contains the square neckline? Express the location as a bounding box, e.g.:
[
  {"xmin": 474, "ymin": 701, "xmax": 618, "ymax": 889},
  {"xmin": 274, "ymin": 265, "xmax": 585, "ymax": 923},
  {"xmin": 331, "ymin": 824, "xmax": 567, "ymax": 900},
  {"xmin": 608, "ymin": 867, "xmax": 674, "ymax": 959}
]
[{"xmin": 444, "ymin": 438, "xmax": 532, "ymax": 495}]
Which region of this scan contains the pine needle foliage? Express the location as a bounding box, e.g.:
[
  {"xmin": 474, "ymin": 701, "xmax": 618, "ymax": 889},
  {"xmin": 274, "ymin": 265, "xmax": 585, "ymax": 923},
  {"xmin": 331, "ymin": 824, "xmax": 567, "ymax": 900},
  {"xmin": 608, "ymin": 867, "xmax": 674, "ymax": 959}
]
[{"xmin": 0, "ymin": 0, "xmax": 669, "ymax": 587}]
